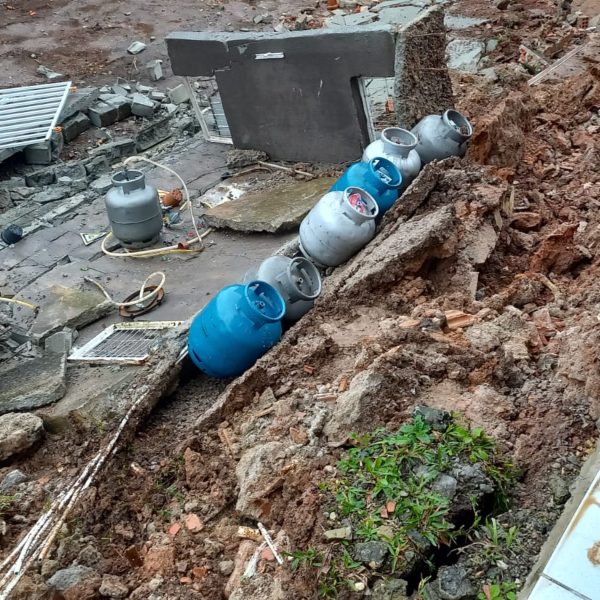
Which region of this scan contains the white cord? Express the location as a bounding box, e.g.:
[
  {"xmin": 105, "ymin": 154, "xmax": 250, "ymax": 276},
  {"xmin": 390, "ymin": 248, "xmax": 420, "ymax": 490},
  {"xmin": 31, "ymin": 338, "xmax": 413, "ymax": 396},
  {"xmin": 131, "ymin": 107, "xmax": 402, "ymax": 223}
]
[{"xmin": 84, "ymin": 272, "xmax": 166, "ymax": 308}]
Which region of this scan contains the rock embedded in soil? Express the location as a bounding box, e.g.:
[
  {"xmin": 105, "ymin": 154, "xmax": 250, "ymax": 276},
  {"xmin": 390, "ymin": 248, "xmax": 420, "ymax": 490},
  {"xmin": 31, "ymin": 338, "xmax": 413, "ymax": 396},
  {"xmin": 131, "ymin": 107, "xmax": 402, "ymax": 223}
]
[
  {"xmin": 324, "ymin": 371, "xmax": 387, "ymax": 439},
  {"xmin": 371, "ymin": 577, "xmax": 409, "ymax": 600},
  {"xmin": 354, "ymin": 540, "xmax": 389, "ymax": 568},
  {"xmin": 412, "ymin": 405, "xmax": 451, "ymax": 431},
  {"xmin": 225, "ymin": 540, "xmax": 257, "ymax": 598},
  {"xmin": 143, "ymin": 535, "xmax": 175, "ymax": 576},
  {"xmin": 99, "ymin": 574, "xmax": 129, "ymax": 598},
  {"xmin": 47, "ymin": 565, "xmax": 101, "ymax": 599},
  {"xmin": 0, "ymin": 468, "xmax": 28, "ymax": 492},
  {"xmin": 323, "ymin": 526, "xmax": 352, "ymax": 540},
  {"xmin": 0, "ymin": 413, "xmax": 44, "ymax": 462},
  {"xmin": 235, "ymin": 441, "xmax": 288, "ymax": 519},
  {"xmin": 423, "ymin": 565, "xmax": 476, "ymax": 600},
  {"xmin": 549, "ymin": 473, "xmax": 570, "ymax": 505},
  {"xmin": 219, "ymin": 559, "xmax": 235, "ymax": 576},
  {"xmin": 432, "ymin": 473, "xmax": 458, "ymax": 499}
]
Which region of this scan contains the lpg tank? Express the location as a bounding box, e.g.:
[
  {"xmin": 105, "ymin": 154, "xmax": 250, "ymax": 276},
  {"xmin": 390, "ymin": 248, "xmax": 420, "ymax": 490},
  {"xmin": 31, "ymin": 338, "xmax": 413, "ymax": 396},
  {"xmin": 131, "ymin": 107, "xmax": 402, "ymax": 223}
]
[{"xmin": 105, "ymin": 169, "xmax": 163, "ymax": 249}]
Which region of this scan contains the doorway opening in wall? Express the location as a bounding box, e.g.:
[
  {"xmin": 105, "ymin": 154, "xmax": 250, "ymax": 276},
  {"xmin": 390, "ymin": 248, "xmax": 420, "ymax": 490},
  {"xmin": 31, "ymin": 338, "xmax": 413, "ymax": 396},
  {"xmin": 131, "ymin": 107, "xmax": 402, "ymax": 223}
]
[
  {"xmin": 183, "ymin": 76, "xmax": 233, "ymax": 145},
  {"xmin": 358, "ymin": 77, "xmax": 397, "ymax": 143}
]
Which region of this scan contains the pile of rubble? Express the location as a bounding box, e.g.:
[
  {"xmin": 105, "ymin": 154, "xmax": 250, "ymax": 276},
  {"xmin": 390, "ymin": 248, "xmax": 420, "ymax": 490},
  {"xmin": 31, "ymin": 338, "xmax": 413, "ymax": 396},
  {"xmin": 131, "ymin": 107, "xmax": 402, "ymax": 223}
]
[
  {"xmin": 0, "ymin": 0, "xmax": 599, "ymax": 598},
  {"xmin": 0, "ymin": 78, "xmax": 201, "ymax": 216}
]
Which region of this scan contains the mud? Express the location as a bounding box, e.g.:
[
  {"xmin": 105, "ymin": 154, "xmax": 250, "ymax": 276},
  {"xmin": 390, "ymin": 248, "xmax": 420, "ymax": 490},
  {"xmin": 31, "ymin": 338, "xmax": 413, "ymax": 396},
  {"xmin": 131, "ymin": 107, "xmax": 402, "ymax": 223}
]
[{"xmin": 1, "ymin": 0, "xmax": 600, "ymax": 599}]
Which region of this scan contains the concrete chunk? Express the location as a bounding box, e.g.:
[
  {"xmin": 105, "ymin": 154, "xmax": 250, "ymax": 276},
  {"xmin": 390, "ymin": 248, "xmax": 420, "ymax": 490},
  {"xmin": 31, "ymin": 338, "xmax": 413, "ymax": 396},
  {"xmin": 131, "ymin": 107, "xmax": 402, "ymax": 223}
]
[
  {"xmin": 167, "ymin": 84, "xmax": 190, "ymax": 105},
  {"xmin": 61, "ymin": 112, "xmax": 91, "ymax": 143},
  {"xmin": 24, "ymin": 142, "xmax": 52, "ymax": 166},
  {"xmin": 146, "ymin": 59, "xmax": 164, "ymax": 81},
  {"xmin": 25, "ymin": 167, "xmax": 56, "ymax": 187},
  {"xmin": 90, "ymin": 138, "xmax": 136, "ymax": 161},
  {"xmin": 135, "ymin": 117, "xmax": 172, "ymax": 151},
  {"xmin": 127, "ymin": 41, "xmax": 147, "ymax": 54},
  {"xmin": 25, "ymin": 284, "xmax": 113, "ymax": 343},
  {"xmin": 45, "ymin": 330, "xmax": 74, "ymax": 355},
  {"xmin": 0, "ymin": 413, "xmax": 45, "ymax": 461},
  {"xmin": 33, "ymin": 186, "xmax": 70, "ymax": 204},
  {"xmin": 0, "ymin": 353, "xmax": 67, "ymax": 414},
  {"xmin": 202, "ymin": 177, "xmax": 335, "ymax": 233},
  {"xmin": 87, "ymin": 102, "xmax": 118, "ymax": 127},
  {"xmin": 131, "ymin": 93, "xmax": 156, "ymax": 117},
  {"xmin": 60, "ymin": 87, "xmax": 100, "ymax": 122},
  {"xmin": 90, "ymin": 175, "xmax": 114, "ymax": 194},
  {"xmin": 99, "ymin": 94, "xmax": 132, "ymax": 120}
]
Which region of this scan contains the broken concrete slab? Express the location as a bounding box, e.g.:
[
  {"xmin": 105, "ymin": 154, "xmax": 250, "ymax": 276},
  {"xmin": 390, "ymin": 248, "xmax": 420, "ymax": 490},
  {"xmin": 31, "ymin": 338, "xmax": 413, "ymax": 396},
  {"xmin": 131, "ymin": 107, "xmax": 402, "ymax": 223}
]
[
  {"xmin": 59, "ymin": 87, "xmax": 100, "ymax": 122},
  {"xmin": 87, "ymin": 102, "xmax": 119, "ymax": 127},
  {"xmin": 90, "ymin": 138, "xmax": 136, "ymax": 162},
  {"xmin": 22, "ymin": 284, "xmax": 114, "ymax": 343},
  {"xmin": 378, "ymin": 5, "xmax": 426, "ymax": 25},
  {"xmin": 0, "ymin": 353, "xmax": 66, "ymax": 414},
  {"xmin": 135, "ymin": 117, "xmax": 172, "ymax": 151},
  {"xmin": 202, "ymin": 177, "xmax": 336, "ymax": 234},
  {"xmin": 167, "ymin": 26, "xmax": 397, "ymax": 162},
  {"xmin": 394, "ymin": 6, "xmax": 454, "ymax": 128},
  {"xmin": 0, "ymin": 412, "xmax": 45, "ymax": 462},
  {"xmin": 40, "ymin": 364, "xmax": 138, "ymax": 431},
  {"xmin": 446, "ymin": 38, "xmax": 485, "ymax": 73},
  {"xmin": 131, "ymin": 93, "xmax": 156, "ymax": 117},
  {"xmin": 326, "ymin": 203, "xmax": 458, "ymax": 301}
]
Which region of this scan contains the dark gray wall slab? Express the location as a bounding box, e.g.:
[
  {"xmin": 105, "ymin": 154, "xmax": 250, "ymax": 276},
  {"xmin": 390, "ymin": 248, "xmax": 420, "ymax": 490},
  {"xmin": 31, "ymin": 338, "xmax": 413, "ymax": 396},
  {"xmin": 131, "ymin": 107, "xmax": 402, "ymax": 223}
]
[{"xmin": 167, "ymin": 27, "xmax": 396, "ymax": 163}]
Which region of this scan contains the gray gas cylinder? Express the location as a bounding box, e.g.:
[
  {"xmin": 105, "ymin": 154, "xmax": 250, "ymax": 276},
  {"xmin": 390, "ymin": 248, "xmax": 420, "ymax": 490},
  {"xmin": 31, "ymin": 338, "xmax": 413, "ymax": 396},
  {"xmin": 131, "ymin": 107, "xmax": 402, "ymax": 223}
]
[
  {"xmin": 246, "ymin": 256, "xmax": 322, "ymax": 322},
  {"xmin": 105, "ymin": 169, "xmax": 163, "ymax": 249},
  {"xmin": 411, "ymin": 109, "xmax": 473, "ymax": 165},
  {"xmin": 362, "ymin": 127, "xmax": 421, "ymax": 193},
  {"xmin": 299, "ymin": 186, "xmax": 378, "ymax": 268}
]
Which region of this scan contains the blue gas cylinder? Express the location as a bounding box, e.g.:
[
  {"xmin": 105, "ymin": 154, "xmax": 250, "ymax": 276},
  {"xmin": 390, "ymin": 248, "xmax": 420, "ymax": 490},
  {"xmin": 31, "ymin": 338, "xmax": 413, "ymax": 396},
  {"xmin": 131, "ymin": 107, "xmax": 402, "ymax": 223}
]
[
  {"xmin": 188, "ymin": 281, "xmax": 285, "ymax": 379},
  {"xmin": 330, "ymin": 157, "xmax": 402, "ymax": 215}
]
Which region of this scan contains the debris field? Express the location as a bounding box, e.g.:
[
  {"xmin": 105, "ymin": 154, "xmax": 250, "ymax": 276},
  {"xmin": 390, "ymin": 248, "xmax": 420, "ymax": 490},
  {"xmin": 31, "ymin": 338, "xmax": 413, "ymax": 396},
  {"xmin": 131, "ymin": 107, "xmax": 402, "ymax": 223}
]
[{"xmin": 0, "ymin": 0, "xmax": 599, "ymax": 599}]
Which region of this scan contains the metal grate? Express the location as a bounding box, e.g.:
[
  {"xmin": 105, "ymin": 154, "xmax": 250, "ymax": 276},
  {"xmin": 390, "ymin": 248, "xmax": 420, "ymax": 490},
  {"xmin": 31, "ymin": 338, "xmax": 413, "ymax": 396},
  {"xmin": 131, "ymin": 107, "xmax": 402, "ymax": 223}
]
[
  {"xmin": 184, "ymin": 77, "xmax": 233, "ymax": 145},
  {"xmin": 68, "ymin": 321, "xmax": 182, "ymax": 365},
  {"xmin": 0, "ymin": 81, "xmax": 72, "ymax": 150}
]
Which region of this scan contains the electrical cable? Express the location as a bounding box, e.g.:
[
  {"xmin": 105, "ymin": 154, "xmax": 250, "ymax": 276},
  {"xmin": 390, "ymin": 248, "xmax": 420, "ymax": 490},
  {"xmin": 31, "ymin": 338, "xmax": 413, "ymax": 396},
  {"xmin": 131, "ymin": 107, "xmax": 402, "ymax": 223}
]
[{"xmin": 84, "ymin": 272, "xmax": 166, "ymax": 308}]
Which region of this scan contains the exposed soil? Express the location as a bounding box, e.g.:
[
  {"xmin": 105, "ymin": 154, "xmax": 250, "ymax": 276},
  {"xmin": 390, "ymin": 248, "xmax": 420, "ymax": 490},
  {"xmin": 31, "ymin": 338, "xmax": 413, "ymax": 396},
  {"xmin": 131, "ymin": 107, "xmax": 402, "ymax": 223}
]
[
  {"xmin": 1, "ymin": 0, "xmax": 600, "ymax": 599},
  {"xmin": 0, "ymin": 0, "xmax": 300, "ymax": 89}
]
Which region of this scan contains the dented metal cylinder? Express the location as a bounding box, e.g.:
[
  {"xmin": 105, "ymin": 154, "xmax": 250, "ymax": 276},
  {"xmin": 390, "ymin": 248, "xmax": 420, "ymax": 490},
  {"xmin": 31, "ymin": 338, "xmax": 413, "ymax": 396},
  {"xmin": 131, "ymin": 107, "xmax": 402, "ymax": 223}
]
[
  {"xmin": 362, "ymin": 128, "xmax": 421, "ymax": 193},
  {"xmin": 299, "ymin": 187, "xmax": 378, "ymax": 268},
  {"xmin": 411, "ymin": 109, "xmax": 473, "ymax": 165},
  {"xmin": 248, "ymin": 256, "xmax": 322, "ymax": 322},
  {"xmin": 331, "ymin": 157, "xmax": 402, "ymax": 215},
  {"xmin": 105, "ymin": 169, "xmax": 163, "ymax": 249},
  {"xmin": 188, "ymin": 281, "xmax": 285, "ymax": 379}
]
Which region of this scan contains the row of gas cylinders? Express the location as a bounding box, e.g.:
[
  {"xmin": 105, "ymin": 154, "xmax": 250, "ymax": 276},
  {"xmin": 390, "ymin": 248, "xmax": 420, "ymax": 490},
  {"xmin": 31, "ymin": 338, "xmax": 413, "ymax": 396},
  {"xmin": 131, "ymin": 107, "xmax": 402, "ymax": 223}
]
[{"xmin": 188, "ymin": 109, "xmax": 473, "ymax": 379}]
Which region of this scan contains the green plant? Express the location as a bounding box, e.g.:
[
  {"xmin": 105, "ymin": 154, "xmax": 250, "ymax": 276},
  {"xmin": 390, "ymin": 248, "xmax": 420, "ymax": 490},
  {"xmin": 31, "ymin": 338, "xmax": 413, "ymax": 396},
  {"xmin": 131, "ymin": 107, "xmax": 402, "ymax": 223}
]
[
  {"xmin": 467, "ymin": 518, "xmax": 520, "ymax": 566},
  {"xmin": 477, "ymin": 581, "xmax": 517, "ymax": 600},
  {"xmin": 286, "ymin": 547, "xmax": 323, "ymax": 571},
  {"xmin": 296, "ymin": 416, "xmax": 516, "ymax": 598},
  {"xmin": 0, "ymin": 494, "xmax": 16, "ymax": 515}
]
